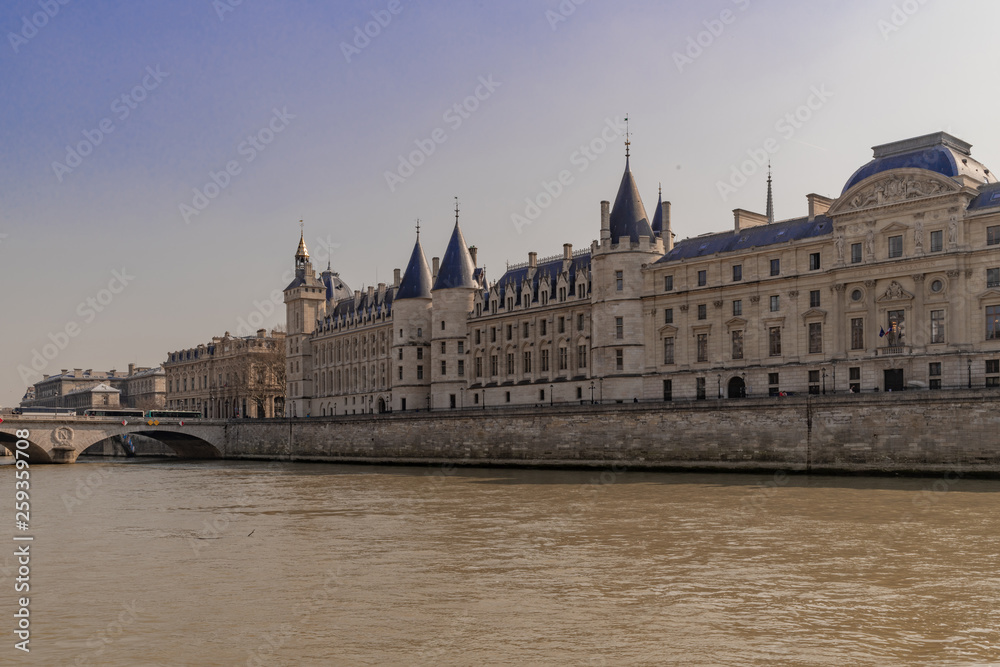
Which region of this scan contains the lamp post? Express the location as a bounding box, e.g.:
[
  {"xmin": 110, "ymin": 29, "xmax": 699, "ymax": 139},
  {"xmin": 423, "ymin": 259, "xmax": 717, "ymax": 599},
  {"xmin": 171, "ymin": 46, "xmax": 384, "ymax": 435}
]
[
  {"xmin": 832, "ymin": 364, "xmax": 836, "ymax": 394},
  {"xmin": 460, "ymin": 387, "xmax": 464, "ymax": 410},
  {"xmin": 550, "ymin": 384, "xmax": 554, "ymax": 407},
  {"xmin": 717, "ymin": 374, "xmax": 722, "ymax": 399},
  {"xmin": 822, "ymin": 368, "xmax": 827, "ymax": 395},
  {"xmin": 968, "ymin": 359, "xmax": 972, "ymax": 389},
  {"xmin": 482, "ymin": 389, "xmax": 485, "ymax": 410},
  {"xmin": 590, "ymin": 381, "xmax": 595, "ymax": 404},
  {"xmin": 599, "ymin": 377, "xmax": 603, "ymax": 404}
]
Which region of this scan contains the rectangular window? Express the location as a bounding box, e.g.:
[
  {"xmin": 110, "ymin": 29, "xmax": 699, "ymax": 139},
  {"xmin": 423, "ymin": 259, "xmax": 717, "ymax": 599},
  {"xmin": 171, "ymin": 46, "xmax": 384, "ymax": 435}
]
[
  {"xmin": 732, "ymin": 300, "xmax": 742, "ymax": 317},
  {"xmin": 398, "ymin": 366, "xmax": 403, "ymax": 381},
  {"xmin": 559, "ymin": 347, "xmax": 568, "ymax": 371},
  {"xmin": 491, "ymin": 328, "xmax": 496, "ymax": 343},
  {"xmin": 475, "ymin": 329, "xmax": 481, "ymax": 345},
  {"xmin": 808, "ymin": 322, "xmax": 823, "ymax": 354},
  {"xmin": 506, "ymin": 353, "xmax": 514, "ymax": 374},
  {"xmin": 731, "ymin": 330, "xmax": 744, "ymax": 360},
  {"xmin": 417, "ymin": 365, "xmax": 424, "ymax": 380},
  {"xmin": 615, "ymin": 271, "xmax": 623, "ymax": 291},
  {"xmin": 697, "ymin": 333, "xmax": 708, "ymax": 362},
  {"xmin": 808, "ymin": 370, "xmax": 820, "ymax": 395},
  {"xmin": 441, "ymin": 342, "xmax": 447, "ymax": 354},
  {"xmin": 887, "ymin": 309, "xmax": 905, "ymax": 344},
  {"xmin": 930, "ymin": 310, "xmax": 945, "ymax": 344},
  {"xmin": 540, "ymin": 319, "xmax": 547, "ymax": 336},
  {"xmin": 809, "ymin": 252, "xmax": 821, "ymax": 271},
  {"xmin": 458, "ymin": 341, "xmax": 464, "ymax": 354},
  {"xmin": 989, "ymin": 226, "xmax": 1000, "ymax": 246},
  {"xmin": 441, "ymin": 360, "xmax": 447, "ymax": 376},
  {"xmin": 490, "ymin": 355, "xmax": 498, "ymax": 376},
  {"xmin": 851, "ymin": 243, "xmax": 862, "ymax": 264},
  {"xmin": 850, "ymin": 366, "xmax": 861, "ymax": 393},
  {"xmin": 769, "ymin": 327, "xmax": 782, "ymax": 356},
  {"xmin": 989, "ymin": 305, "xmax": 1000, "ymax": 340},
  {"xmin": 768, "ymin": 372, "xmax": 779, "ymax": 397},
  {"xmin": 398, "ymin": 348, "xmax": 403, "ymax": 361},
  {"xmin": 475, "ymin": 357, "xmax": 482, "ymax": 377},
  {"xmin": 663, "ymin": 337, "xmax": 674, "ymax": 365},
  {"xmin": 506, "ymin": 324, "xmax": 512, "ymax": 341},
  {"xmin": 541, "ymin": 349, "xmax": 549, "ymax": 372},
  {"xmin": 732, "ymin": 264, "xmax": 742, "ymax": 281},
  {"xmin": 663, "ymin": 379, "xmax": 672, "ymax": 401},
  {"xmin": 558, "ymin": 317, "xmax": 565, "ymax": 334},
  {"xmin": 416, "ymin": 347, "xmax": 423, "ymax": 360},
  {"xmin": 987, "ymin": 360, "xmax": 999, "ymax": 374},
  {"xmin": 506, "ymin": 391, "xmax": 511, "ymax": 403},
  {"xmin": 930, "ymin": 230, "xmax": 943, "ymax": 252},
  {"xmin": 697, "ymin": 304, "xmax": 707, "ymax": 320},
  {"xmin": 457, "ymin": 360, "xmax": 465, "ymax": 377},
  {"xmin": 523, "ymin": 322, "xmax": 529, "ymax": 338},
  {"xmin": 577, "ymin": 314, "xmax": 585, "ymax": 331},
  {"xmin": 522, "ymin": 352, "xmax": 531, "ymax": 374},
  {"xmin": 664, "ymin": 275, "xmax": 673, "ymax": 291},
  {"xmin": 851, "ymin": 318, "xmax": 864, "ymax": 350},
  {"xmin": 888, "ymin": 235, "xmax": 903, "ymax": 258},
  {"xmin": 696, "ymin": 377, "xmax": 706, "ymax": 400},
  {"xmin": 770, "ymin": 295, "xmax": 780, "ymax": 312},
  {"xmin": 697, "ymin": 269, "xmax": 707, "ymax": 287},
  {"xmin": 810, "ymin": 290, "xmax": 821, "ymax": 308},
  {"xmin": 664, "ymin": 308, "xmax": 673, "ymax": 324},
  {"xmin": 989, "ymin": 268, "xmax": 1000, "ymax": 288},
  {"xmin": 614, "ymin": 348, "xmax": 623, "ymax": 371},
  {"xmin": 929, "ymin": 362, "xmax": 941, "ymax": 376},
  {"xmin": 615, "ymin": 316, "xmax": 624, "ymax": 339},
  {"xmin": 577, "ymin": 345, "xmax": 587, "ymax": 368},
  {"xmin": 770, "ymin": 258, "xmax": 780, "ymax": 276}
]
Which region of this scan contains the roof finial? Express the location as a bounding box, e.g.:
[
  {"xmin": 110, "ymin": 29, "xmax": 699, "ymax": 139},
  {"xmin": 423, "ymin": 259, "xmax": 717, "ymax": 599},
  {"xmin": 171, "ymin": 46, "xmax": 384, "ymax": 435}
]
[
  {"xmin": 658, "ymin": 182, "xmax": 662, "ymax": 198},
  {"xmin": 766, "ymin": 162, "xmax": 775, "ymax": 224},
  {"xmin": 415, "ymin": 218, "xmax": 421, "ymax": 237},
  {"xmin": 454, "ymin": 197, "xmax": 460, "ymax": 225},
  {"xmin": 624, "ymin": 114, "xmax": 630, "ymax": 159}
]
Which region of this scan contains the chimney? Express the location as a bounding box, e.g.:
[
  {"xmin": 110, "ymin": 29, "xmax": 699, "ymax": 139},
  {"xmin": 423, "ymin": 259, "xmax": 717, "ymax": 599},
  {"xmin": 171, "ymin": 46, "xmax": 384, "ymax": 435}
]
[
  {"xmin": 378, "ymin": 282, "xmax": 386, "ymax": 298},
  {"xmin": 432, "ymin": 257, "xmax": 440, "ymax": 282},
  {"xmin": 74, "ymin": 368, "xmax": 83, "ymax": 376},
  {"xmin": 600, "ymin": 201, "xmax": 611, "ymax": 241},
  {"xmin": 469, "ymin": 246, "xmax": 478, "ymax": 266},
  {"xmin": 662, "ymin": 201, "xmax": 673, "ymax": 252},
  {"xmin": 563, "ymin": 243, "xmax": 573, "ymax": 260},
  {"xmin": 393, "ymin": 268, "xmax": 401, "ymax": 287},
  {"xmin": 367, "ymin": 285, "xmax": 375, "ymax": 301},
  {"xmin": 257, "ymin": 329, "xmax": 266, "ymax": 338},
  {"xmin": 128, "ymin": 363, "xmax": 135, "ymax": 376},
  {"xmin": 807, "ymin": 193, "xmax": 834, "ymax": 221},
  {"xmin": 61, "ymin": 369, "xmax": 68, "ymax": 375},
  {"xmin": 733, "ymin": 209, "xmax": 769, "ymax": 233},
  {"xmin": 528, "ymin": 251, "xmax": 537, "ymax": 268}
]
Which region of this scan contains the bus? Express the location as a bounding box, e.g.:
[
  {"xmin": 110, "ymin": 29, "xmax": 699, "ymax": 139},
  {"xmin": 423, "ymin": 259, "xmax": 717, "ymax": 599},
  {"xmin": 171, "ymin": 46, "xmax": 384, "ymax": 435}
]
[
  {"xmin": 13, "ymin": 406, "xmax": 77, "ymax": 417},
  {"xmin": 144, "ymin": 410, "xmax": 203, "ymax": 420},
  {"xmin": 82, "ymin": 408, "xmax": 145, "ymax": 419}
]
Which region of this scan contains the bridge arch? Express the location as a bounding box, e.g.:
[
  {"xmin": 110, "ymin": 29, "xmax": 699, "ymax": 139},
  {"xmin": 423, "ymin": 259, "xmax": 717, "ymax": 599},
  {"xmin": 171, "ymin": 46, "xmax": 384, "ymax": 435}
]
[
  {"xmin": 0, "ymin": 432, "xmax": 53, "ymax": 463},
  {"xmin": 118, "ymin": 429, "xmax": 222, "ymax": 460}
]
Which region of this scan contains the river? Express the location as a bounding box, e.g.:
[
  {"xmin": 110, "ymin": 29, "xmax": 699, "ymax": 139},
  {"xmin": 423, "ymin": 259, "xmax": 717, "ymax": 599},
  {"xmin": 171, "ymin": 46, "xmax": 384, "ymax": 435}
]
[{"xmin": 1, "ymin": 458, "xmax": 998, "ymax": 665}]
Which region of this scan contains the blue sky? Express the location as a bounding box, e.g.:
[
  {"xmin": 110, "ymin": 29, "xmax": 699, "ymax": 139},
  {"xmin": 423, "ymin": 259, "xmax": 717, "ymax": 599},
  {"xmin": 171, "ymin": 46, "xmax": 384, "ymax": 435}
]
[{"xmin": 2, "ymin": 0, "xmax": 999, "ymax": 405}]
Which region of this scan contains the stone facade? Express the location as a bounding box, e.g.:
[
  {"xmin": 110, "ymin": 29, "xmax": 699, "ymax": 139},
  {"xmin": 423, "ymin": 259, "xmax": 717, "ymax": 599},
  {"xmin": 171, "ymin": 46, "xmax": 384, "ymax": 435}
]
[
  {"xmin": 164, "ymin": 329, "xmax": 286, "ymax": 418},
  {"xmin": 284, "ymin": 131, "xmax": 1000, "ymax": 413},
  {"xmin": 20, "ymin": 364, "xmax": 165, "ymax": 411}
]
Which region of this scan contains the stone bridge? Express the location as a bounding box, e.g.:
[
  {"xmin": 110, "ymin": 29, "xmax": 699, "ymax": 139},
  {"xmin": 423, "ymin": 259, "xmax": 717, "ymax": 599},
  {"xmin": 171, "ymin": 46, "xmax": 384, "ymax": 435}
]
[{"xmin": 0, "ymin": 417, "xmax": 229, "ymax": 463}]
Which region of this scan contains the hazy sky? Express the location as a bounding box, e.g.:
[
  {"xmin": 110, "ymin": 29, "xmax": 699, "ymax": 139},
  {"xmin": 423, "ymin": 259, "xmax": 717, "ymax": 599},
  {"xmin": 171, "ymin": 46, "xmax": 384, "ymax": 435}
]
[{"xmin": 3, "ymin": 0, "xmax": 1000, "ymax": 406}]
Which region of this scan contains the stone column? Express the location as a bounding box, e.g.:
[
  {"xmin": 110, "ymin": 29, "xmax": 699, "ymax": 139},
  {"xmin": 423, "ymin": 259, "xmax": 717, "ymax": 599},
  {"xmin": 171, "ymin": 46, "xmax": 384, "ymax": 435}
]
[{"xmin": 911, "ymin": 274, "xmax": 925, "ymax": 352}]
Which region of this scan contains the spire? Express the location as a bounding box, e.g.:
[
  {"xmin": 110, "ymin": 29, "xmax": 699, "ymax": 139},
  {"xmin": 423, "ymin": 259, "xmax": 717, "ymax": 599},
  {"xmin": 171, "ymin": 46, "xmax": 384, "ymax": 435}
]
[
  {"xmin": 433, "ymin": 208, "xmax": 476, "ymax": 291},
  {"xmin": 397, "ymin": 230, "xmax": 433, "ymax": 300},
  {"xmin": 608, "ymin": 156, "xmax": 653, "ymax": 244},
  {"xmin": 295, "ymin": 221, "xmax": 309, "ymax": 260},
  {"xmin": 766, "ymin": 163, "xmax": 774, "ymax": 224},
  {"xmin": 624, "ymin": 114, "xmax": 630, "ymax": 160},
  {"xmin": 651, "ymin": 182, "xmax": 663, "ymax": 237}
]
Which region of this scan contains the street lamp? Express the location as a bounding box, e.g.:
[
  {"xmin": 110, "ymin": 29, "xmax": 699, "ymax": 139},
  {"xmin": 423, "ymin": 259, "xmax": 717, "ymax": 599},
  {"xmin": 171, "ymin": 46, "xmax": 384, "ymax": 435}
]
[
  {"xmin": 590, "ymin": 381, "xmax": 595, "ymax": 404},
  {"xmin": 822, "ymin": 368, "xmax": 827, "ymax": 395},
  {"xmin": 968, "ymin": 359, "xmax": 972, "ymax": 389},
  {"xmin": 482, "ymin": 389, "xmax": 485, "ymax": 410},
  {"xmin": 460, "ymin": 387, "xmax": 464, "ymax": 409},
  {"xmin": 550, "ymin": 384, "xmax": 554, "ymax": 407},
  {"xmin": 717, "ymin": 374, "xmax": 722, "ymax": 399}
]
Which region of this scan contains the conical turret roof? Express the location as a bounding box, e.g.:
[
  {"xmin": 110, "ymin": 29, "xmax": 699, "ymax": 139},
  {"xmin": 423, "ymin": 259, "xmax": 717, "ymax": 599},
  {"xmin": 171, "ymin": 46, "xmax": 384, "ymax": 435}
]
[
  {"xmin": 397, "ymin": 235, "xmax": 433, "ymax": 299},
  {"xmin": 432, "ymin": 222, "xmax": 476, "ymax": 290},
  {"xmin": 609, "ymin": 158, "xmax": 653, "ymax": 244},
  {"xmin": 295, "ymin": 231, "xmax": 309, "ymax": 259},
  {"xmin": 651, "ymin": 185, "xmax": 663, "ymax": 236}
]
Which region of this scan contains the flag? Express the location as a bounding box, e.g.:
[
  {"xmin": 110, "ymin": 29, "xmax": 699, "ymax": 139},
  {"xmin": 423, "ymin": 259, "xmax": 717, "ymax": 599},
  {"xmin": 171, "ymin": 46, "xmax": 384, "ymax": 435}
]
[{"xmin": 879, "ymin": 327, "xmax": 886, "ymax": 337}]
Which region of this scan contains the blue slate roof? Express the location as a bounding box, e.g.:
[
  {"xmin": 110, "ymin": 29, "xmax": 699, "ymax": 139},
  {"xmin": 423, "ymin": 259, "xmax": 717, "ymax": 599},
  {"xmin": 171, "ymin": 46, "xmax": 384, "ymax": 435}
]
[
  {"xmin": 432, "ymin": 223, "xmax": 477, "ymax": 290},
  {"xmin": 396, "ymin": 236, "xmax": 433, "ymax": 300},
  {"xmin": 969, "ymin": 183, "xmax": 1000, "ymax": 211},
  {"xmin": 843, "ymin": 147, "xmax": 958, "ymax": 193},
  {"xmin": 656, "ymin": 216, "xmax": 832, "ymax": 263},
  {"xmin": 493, "ymin": 253, "xmax": 591, "ymax": 306},
  {"xmin": 321, "ymin": 270, "xmax": 353, "ymax": 302},
  {"xmin": 609, "ymin": 158, "xmax": 654, "ymax": 244},
  {"xmin": 650, "ymin": 189, "xmax": 663, "ymax": 236}
]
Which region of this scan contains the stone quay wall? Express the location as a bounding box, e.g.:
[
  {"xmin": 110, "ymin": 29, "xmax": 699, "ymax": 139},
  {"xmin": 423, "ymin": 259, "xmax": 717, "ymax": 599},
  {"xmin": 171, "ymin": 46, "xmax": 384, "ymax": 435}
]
[{"xmin": 221, "ymin": 390, "xmax": 1000, "ymax": 475}]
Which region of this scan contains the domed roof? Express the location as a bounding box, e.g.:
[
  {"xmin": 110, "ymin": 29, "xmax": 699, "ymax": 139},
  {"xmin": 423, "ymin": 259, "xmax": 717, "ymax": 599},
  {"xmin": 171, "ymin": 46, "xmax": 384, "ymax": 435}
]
[
  {"xmin": 842, "ymin": 132, "xmax": 996, "ymax": 193},
  {"xmin": 321, "ymin": 268, "xmax": 352, "ymax": 302}
]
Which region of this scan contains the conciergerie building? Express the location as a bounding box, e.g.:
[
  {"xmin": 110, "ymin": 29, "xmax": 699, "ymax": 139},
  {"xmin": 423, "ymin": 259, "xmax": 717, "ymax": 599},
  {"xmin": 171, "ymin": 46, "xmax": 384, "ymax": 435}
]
[{"xmin": 283, "ymin": 131, "xmax": 1000, "ymax": 416}]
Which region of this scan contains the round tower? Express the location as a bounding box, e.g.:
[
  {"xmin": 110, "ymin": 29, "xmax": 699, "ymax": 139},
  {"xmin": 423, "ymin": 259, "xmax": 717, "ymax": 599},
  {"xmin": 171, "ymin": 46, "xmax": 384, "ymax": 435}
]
[{"xmin": 391, "ymin": 228, "xmax": 434, "ymax": 412}]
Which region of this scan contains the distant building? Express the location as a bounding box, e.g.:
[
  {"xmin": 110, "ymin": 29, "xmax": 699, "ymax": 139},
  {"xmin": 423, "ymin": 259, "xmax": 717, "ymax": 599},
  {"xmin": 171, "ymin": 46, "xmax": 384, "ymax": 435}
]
[
  {"xmin": 277, "ymin": 131, "xmax": 1000, "ymax": 410},
  {"xmin": 20, "ymin": 364, "xmax": 165, "ymax": 410},
  {"xmin": 62, "ymin": 383, "xmax": 121, "ymax": 411},
  {"xmin": 164, "ymin": 329, "xmax": 286, "ymax": 418}
]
